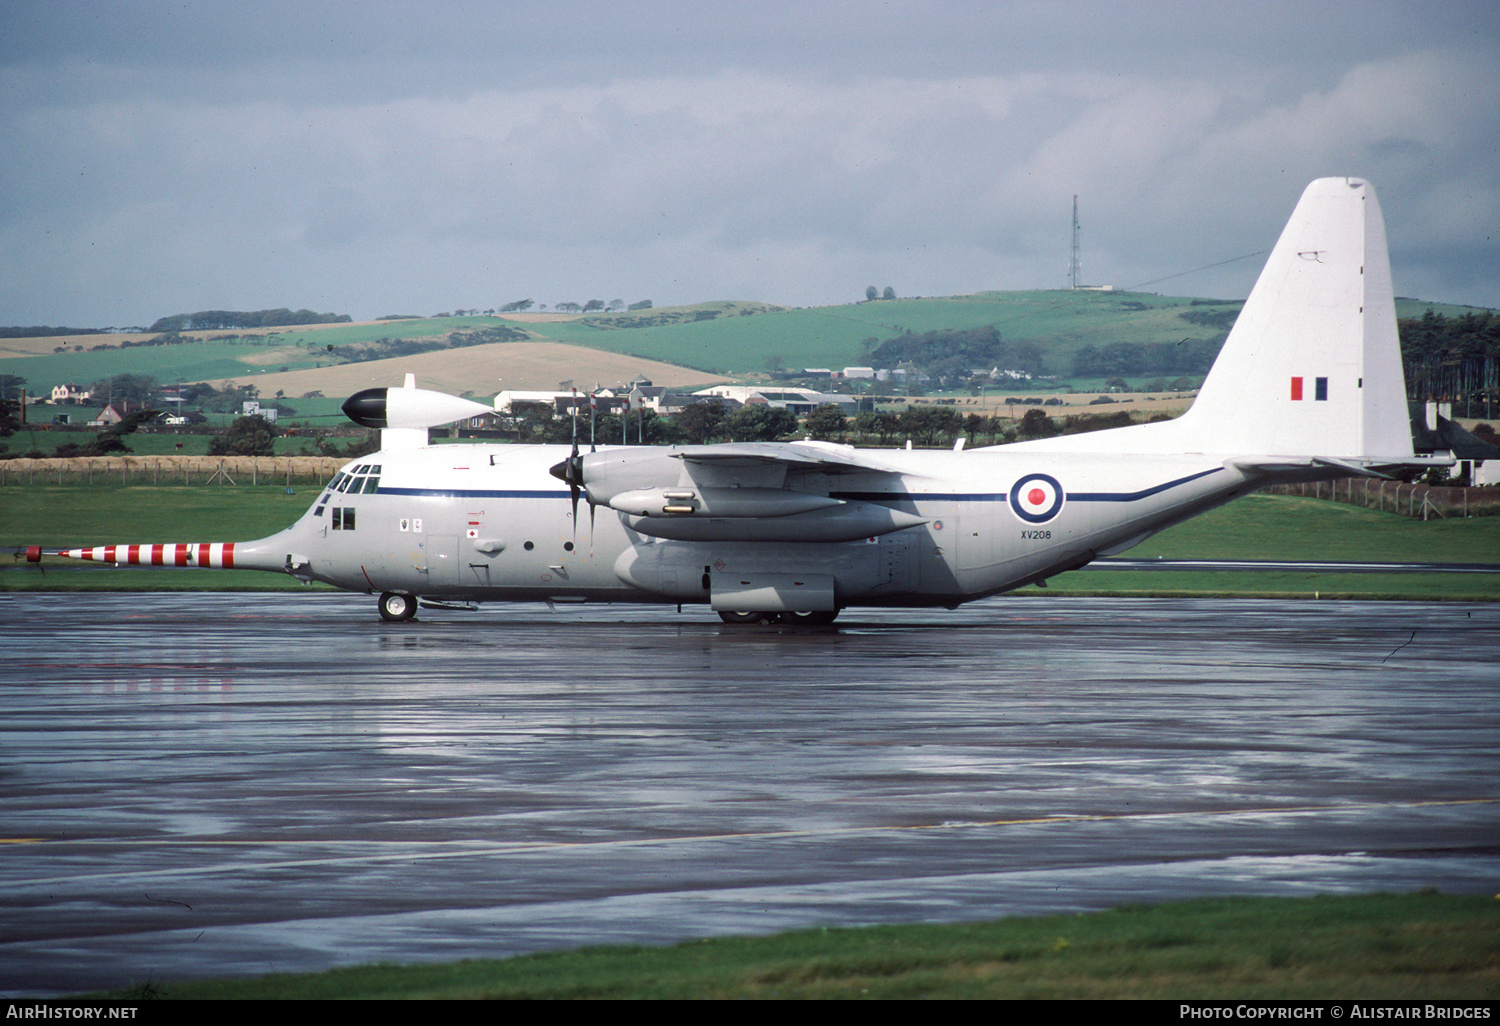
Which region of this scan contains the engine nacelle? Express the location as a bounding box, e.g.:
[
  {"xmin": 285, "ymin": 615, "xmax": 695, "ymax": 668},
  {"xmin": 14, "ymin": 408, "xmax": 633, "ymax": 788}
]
[
  {"xmin": 607, "ymin": 487, "xmax": 841, "ymax": 518},
  {"xmin": 623, "ymin": 500, "xmax": 925, "ymax": 542}
]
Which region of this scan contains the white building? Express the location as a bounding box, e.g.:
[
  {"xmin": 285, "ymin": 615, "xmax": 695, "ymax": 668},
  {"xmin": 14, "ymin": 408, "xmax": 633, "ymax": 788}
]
[{"xmin": 693, "ymin": 386, "xmax": 857, "ymax": 414}]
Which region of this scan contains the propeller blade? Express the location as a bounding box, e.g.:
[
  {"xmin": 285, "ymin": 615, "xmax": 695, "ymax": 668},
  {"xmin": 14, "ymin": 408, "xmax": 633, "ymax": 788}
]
[{"xmin": 548, "ymin": 448, "xmax": 585, "ymax": 536}]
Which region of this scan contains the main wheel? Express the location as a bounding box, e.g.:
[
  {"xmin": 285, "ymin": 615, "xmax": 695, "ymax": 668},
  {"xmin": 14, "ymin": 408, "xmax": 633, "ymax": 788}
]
[
  {"xmin": 717, "ymin": 610, "xmax": 770, "ymax": 624},
  {"xmin": 379, "ymin": 592, "xmax": 418, "ymax": 622},
  {"xmin": 778, "ymin": 610, "xmax": 838, "ymax": 625}
]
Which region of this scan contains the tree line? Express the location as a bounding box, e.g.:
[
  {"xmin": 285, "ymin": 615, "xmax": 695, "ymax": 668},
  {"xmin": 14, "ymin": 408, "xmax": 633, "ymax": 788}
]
[
  {"xmin": 147, "ymin": 308, "xmax": 353, "ymax": 332},
  {"xmin": 866, "ymin": 327, "xmax": 1045, "ymax": 388},
  {"xmin": 1400, "ymin": 310, "xmax": 1500, "ymax": 410}
]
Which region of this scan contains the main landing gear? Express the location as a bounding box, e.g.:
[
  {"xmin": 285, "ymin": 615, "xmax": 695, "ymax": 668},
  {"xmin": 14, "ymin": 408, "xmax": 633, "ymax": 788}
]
[
  {"xmin": 716, "ymin": 610, "xmax": 839, "ymax": 626},
  {"xmin": 379, "ymin": 592, "xmax": 418, "ymax": 622}
]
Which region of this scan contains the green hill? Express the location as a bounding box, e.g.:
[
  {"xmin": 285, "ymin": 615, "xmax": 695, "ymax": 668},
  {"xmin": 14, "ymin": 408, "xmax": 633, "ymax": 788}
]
[
  {"xmin": 2, "ymin": 293, "xmax": 1490, "ymax": 400},
  {"xmin": 525, "ymin": 292, "xmax": 1491, "ymax": 380}
]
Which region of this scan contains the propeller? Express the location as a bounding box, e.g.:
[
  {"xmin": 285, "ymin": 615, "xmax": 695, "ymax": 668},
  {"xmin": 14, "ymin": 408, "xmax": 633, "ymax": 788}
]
[
  {"xmin": 546, "ymin": 389, "xmax": 597, "ymax": 542},
  {"xmin": 549, "ymin": 434, "xmax": 586, "ymax": 528},
  {"xmin": 586, "ymin": 392, "xmax": 598, "ymax": 542}
]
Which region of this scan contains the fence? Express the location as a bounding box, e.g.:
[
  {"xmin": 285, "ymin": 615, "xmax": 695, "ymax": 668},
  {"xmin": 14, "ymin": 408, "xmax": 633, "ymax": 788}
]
[
  {"xmin": 1267, "ymin": 478, "xmax": 1500, "ymax": 519},
  {"xmin": 0, "ymin": 455, "xmax": 346, "ymax": 487}
]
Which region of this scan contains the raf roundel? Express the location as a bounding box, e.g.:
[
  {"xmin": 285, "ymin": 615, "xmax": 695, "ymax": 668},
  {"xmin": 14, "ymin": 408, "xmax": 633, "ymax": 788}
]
[{"xmin": 1009, "ymin": 473, "xmax": 1065, "ymax": 523}]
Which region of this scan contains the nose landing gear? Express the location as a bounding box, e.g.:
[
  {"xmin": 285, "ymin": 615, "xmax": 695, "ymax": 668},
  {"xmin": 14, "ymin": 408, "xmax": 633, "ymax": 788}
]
[{"xmin": 379, "ymin": 592, "xmax": 418, "ymax": 622}]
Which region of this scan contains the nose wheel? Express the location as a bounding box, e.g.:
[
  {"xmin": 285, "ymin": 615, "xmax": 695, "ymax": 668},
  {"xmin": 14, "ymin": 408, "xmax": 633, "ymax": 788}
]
[{"xmin": 379, "ymin": 592, "xmax": 418, "ymax": 622}]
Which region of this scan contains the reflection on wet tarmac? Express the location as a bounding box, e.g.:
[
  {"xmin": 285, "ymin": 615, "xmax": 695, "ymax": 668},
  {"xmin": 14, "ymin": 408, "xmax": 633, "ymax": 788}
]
[{"xmin": 2, "ymin": 594, "xmax": 1496, "ymax": 995}]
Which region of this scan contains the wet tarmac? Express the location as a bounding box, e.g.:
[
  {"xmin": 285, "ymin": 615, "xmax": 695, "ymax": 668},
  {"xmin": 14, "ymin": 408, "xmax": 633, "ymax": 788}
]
[{"xmin": 1, "ymin": 593, "xmax": 1497, "ymax": 996}]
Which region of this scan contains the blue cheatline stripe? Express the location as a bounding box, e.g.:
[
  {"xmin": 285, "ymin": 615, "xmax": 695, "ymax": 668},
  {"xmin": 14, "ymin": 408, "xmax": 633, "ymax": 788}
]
[
  {"xmin": 376, "ymin": 487, "xmax": 570, "ymax": 499},
  {"xmin": 376, "ymin": 468, "xmax": 1223, "ymax": 505},
  {"xmin": 830, "ymin": 492, "xmax": 1010, "ymax": 502},
  {"xmin": 832, "ymin": 468, "xmax": 1225, "ymax": 505},
  {"xmin": 1070, "ymin": 467, "xmax": 1224, "ymax": 502}
]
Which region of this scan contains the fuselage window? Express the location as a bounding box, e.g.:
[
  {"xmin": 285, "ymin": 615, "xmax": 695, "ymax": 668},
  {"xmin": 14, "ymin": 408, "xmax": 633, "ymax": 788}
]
[{"xmin": 332, "ymin": 507, "xmax": 357, "ymax": 530}]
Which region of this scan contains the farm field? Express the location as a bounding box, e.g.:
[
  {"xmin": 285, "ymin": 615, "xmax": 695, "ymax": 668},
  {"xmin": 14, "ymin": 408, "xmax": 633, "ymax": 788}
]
[{"xmin": 8, "ymin": 294, "xmax": 1487, "ymax": 411}]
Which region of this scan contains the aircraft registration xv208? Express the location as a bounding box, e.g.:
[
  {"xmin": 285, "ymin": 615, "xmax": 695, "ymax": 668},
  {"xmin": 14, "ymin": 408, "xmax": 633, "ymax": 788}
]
[{"xmin": 47, "ymin": 178, "xmax": 1450, "ymax": 623}]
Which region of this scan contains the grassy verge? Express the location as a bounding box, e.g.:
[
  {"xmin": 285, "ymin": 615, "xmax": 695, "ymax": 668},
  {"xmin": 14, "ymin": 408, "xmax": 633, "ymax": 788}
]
[
  {"xmin": 3, "ymin": 487, "xmax": 1496, "ymax": 597},
  {"xmin": 1048, "ymin": 493, "xmax": 1500, "ymax": 600},
  {"xmin": 0, "ymin": 482, "xmax": 335, "ymax": 591},
  {"xmin": 84, "ymin": 892, "xmax": 1499, "ymax": 1000}
]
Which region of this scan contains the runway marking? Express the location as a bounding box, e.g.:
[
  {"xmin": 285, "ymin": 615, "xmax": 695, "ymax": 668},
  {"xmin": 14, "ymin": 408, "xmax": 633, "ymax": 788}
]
[{"xmin": 9, "ymin": 797, "xmax": 1497, "ymax": 889}]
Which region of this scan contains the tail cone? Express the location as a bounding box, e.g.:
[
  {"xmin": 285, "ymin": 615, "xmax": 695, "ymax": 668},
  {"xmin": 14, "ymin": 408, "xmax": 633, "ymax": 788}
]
[{"xmin": 59, "ymin": 543, "xmax": 239, "ymax": 568}]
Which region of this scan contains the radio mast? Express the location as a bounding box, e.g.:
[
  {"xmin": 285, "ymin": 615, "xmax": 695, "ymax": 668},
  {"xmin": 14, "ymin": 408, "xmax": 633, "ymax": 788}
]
[{"xmin": 1069, "ymin": 194, "xmax": 1081, "ymax": 290}]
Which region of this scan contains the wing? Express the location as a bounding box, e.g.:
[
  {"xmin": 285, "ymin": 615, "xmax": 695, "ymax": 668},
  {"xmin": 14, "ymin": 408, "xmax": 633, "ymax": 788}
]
[
  {"xmin": 577, "ymin": 442, "xmax": 924, "ymax": 543},
  {"xmin": 670, "ymin": 440, "xmax": 903, "ymax": 475}
]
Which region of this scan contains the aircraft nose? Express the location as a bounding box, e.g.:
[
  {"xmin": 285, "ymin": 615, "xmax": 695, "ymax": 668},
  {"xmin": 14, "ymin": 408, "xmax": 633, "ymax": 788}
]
[{"xmin": 341, "ymin": 388, "xmax": 388, "ymax": 428}]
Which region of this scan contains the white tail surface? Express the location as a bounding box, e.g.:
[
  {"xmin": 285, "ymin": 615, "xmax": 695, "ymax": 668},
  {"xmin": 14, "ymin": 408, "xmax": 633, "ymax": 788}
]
[
  {"xmin": 1007, "ymin": 177, "xmax": 1414, "ymax": 461},
  {"xmin": 1177, "ymin": 177, "xmax": 1411, "ymax": 459}
]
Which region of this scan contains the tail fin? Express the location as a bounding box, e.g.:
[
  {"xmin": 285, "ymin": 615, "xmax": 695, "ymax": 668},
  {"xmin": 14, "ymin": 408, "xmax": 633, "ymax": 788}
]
[
  {"xmin": 1176, "ymin": 176, "xmax": 1413, "ymax": 460},
  {"xmin": 1003, "ymin": 177, "xmax": 1419, "ymax": 465}
]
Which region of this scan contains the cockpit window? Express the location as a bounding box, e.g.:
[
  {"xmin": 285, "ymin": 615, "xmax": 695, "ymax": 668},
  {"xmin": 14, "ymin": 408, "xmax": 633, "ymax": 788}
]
[{"xmin": 336, "ymin": 466, "xmax": 382, "ymax": 494}]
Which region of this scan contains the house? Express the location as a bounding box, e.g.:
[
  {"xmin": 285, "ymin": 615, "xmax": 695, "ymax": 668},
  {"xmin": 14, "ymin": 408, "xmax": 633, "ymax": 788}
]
[
  {"xmin": 49, "ymin": 383, "xmax": 90, "ymax": 405},
  {"xmin": 627, "ymin": 385, "xmax": 673, "ymax": 412},
  {"xmin": 89, "ymin": 403, "xmax": 131, "ymax": 426}
]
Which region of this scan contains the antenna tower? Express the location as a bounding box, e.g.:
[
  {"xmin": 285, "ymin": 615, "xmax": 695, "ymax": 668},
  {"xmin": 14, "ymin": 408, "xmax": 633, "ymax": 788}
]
[{"xmin": 1069, "ymin": 194, "xmax": 1081, "ymax": 290}]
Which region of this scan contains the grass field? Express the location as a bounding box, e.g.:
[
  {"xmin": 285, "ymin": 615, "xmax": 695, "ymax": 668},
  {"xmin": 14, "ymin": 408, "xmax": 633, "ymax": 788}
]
[
  {"xmin": 7, "ymin": 294, "xmax": 1488, "ymax": 405},
  {"xmin": 2, "ymin": 316, "xmax": 499, "ymax": 390},
  {"xmin": 1056, "ymin": 493, "xmax": 1500, "ymax": 600},
  {"xmin": 526, "ymin": 290, "xmax": 1222, "ymax": 378},
  {"xmin": 3, "ymin": 486, "xmax": 1496, "ymax": 598},
  {"xmin": 83, "ymin": 892, "xmax": 1499, "ymax": 1000}
]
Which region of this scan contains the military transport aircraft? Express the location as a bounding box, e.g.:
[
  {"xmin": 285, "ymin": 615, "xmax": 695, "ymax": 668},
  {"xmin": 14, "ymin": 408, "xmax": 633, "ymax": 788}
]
[{"xmin": 44, "ymin": 178, "xmax": 1449, "ymax": 623}]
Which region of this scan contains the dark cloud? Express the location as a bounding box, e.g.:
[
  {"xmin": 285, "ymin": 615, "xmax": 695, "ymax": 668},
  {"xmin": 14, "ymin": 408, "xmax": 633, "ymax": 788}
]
[{"xmin": 1, "ymin": 1, "xmax": 1497, "ymax": 324}]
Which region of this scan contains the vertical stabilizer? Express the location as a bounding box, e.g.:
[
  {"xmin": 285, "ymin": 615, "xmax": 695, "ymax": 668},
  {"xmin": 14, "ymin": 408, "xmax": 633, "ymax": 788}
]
[{"xmin": 1177, "ymin": 177, "xmax": 1412, "ymax": 459}]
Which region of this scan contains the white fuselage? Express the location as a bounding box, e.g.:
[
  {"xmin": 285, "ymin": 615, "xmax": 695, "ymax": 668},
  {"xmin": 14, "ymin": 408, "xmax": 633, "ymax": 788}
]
[{"xmin": 258, "ymin": 443, "xmax": 1258, "ymax": 609}]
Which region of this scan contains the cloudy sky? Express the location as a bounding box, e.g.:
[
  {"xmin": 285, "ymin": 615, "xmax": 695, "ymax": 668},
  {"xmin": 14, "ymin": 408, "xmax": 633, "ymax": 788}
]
[{"xmin": 2, "ymin": 1, "xmax": 1497, "ymax": 327}]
